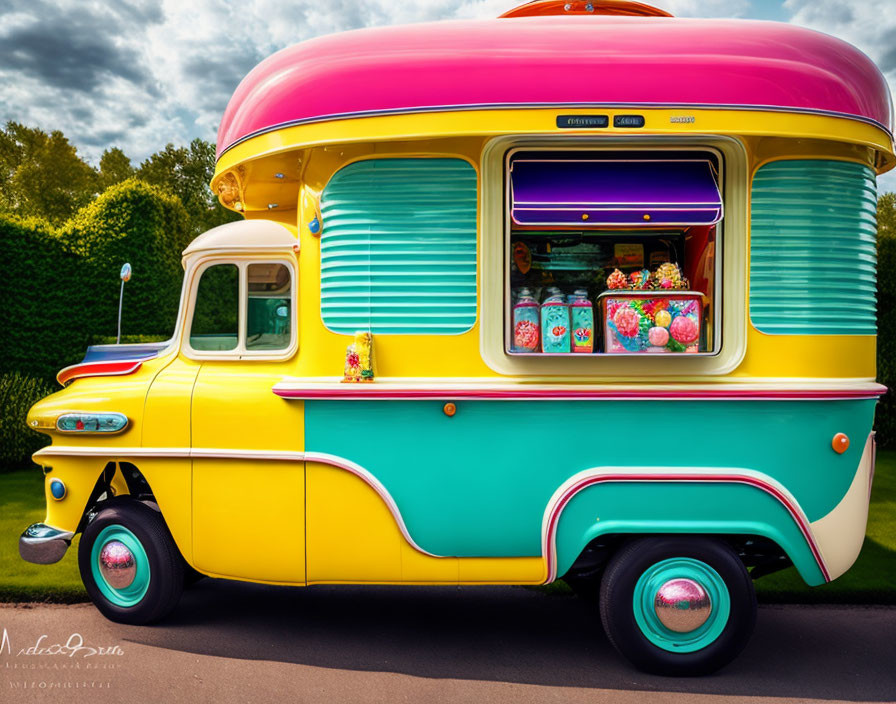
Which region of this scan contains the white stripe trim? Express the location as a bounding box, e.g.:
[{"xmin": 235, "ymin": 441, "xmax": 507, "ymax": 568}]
[
  {"xmin": 31, "ymin": 445, "xmax": 434, "ymax": 557},
  {"xmin": 34, "ymin": 448, "xmax": 828, "ymax": 580}
]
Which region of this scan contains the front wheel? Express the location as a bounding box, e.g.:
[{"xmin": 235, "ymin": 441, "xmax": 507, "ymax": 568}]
[
  {"xmin": 78, "ymin": 501, "xmax": 184, "ymax": 624},
  {"xmin": 599, "ymin": 537, "xmax": 756, "ymax": 676}
]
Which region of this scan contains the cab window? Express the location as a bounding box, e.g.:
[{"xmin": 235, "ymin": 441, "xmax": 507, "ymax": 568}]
[
  {"xmin": 246, "ymin": 263, "xmax": 291, "ymax": 350},
  {"xmin": 190, "ymin": 264, "xmax": 239, "ymax": 351},
  {"xmin": 186, "ymin": 260, "xmax": 296, "ymax": 357}
]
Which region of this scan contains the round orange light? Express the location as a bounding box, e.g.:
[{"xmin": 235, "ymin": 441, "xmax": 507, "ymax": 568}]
[
  {"xmin": 643, "ymin": 214, "xmax": 651, "ymax": 221},
  {"xmin": 832, "ymin": 433, "xmax": 850, "ymax": 454},
  {"xmin": 443, "ymin": 402, "xmax": 456, "ymax": 417},
  {"xmin": 582, "ymin": 213, "xmax": 589, "ymax": 221}
]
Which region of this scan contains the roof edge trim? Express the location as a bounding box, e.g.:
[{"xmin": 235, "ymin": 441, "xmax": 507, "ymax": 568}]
[{"xmin": 216, "ymin": 102, "xmax": 894, "ymax": 162}]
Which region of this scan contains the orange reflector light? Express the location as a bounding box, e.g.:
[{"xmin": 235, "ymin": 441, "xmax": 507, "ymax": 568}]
[{"xmin": 832, "ymin": 433, "xmax": 850, "ymax": 454}]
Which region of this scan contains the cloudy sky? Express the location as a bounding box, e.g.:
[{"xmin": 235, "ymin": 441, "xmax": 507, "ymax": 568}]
[{"xmin": 1, "ymin": 0, "xmax": 894, "ymax": 187}]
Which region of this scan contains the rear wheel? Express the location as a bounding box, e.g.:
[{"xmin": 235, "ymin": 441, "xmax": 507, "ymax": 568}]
[
  {"xmin": 599, "ymin": 536, "xmax": 756, "ymax": 676},
  {"xmin": 78, "ymin": 501, "xmax": 184, "ymax": 624}
]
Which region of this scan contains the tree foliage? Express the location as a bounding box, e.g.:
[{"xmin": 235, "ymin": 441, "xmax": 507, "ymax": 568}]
[
  {"xmin": 98, "ymin": 147, "xmax": 136, "ymax": 191},
  {"xmin": 134, "ymin": 139, "xmax": 239, "ymax": 235},
  {"xmin": 0, "ymin": 122, "xmax": 99, "ymax": 225},
  {"xmin": 878, "ymin": 192, "xmax": 895, "ymax": 241},
  {"xmin": 0, "ymin": 122, "xmax": 237, "ymax": 234}
]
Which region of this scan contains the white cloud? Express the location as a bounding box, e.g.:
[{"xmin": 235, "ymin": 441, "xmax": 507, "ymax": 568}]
[
  {"xmin": 1, "ymin": 0, "xmax": 893, "ymax": 193},
  {"xmin": 1, "ymin": 0, "xmax": 517, "ymax": 165},
  {"xmin": 784, "ymin": 0, "xmax": 896, "ymax": 191},
  {"xmin": 658, "ymin": 0, "xmax": 750, "ymax": 16}
]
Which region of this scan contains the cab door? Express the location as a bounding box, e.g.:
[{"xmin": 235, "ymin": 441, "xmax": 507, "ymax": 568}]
[{"xmin": 187, "ymin": 258, "xmax": 305, "ymax": 584}]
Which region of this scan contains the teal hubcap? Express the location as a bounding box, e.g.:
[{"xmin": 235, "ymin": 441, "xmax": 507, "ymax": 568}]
[
  {"xmin": 90, "ymin": 525, "xmax": 150, "ymax": 607},
  {"xmin": 633, "ymin": 557, "xmax": 730, "ymax": 653}
]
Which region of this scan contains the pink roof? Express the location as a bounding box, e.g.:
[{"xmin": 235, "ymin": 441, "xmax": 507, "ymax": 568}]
[{"xmin": 216, "ymin": 16, "xmax": 893, "ymax": 159}]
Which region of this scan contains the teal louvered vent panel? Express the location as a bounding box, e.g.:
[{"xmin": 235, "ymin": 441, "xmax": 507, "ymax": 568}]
[
  {"xmin": 749, "ymin": 160, "xmax": 877, "ymax": 335},
  {"xmin": 320, "ymin": 158, "xmax": 477, "ymax": 335}
]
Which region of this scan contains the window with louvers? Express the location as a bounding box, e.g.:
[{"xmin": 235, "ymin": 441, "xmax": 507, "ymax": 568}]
[
  {"xmin": 750, "ymin": 160, "xmax": 877, "ymax": 335},
  {"xmin": 320, "ymin": 158, "xmax": 478, "ymax": 335}
]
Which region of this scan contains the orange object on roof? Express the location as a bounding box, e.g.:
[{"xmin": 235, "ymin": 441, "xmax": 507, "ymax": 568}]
[{"xmin": 499, "ymin": 0, "xmax": 673, "ymax": 18}]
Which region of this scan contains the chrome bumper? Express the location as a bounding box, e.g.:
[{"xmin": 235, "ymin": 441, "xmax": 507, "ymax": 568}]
[{"xmin": 19, "ymin": 523, "xmax": 74, "ymax": 565}]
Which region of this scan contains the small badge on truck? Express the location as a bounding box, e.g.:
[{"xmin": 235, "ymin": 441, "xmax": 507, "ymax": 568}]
[{"xmin": 556, "ymin": 115, "xmax": 609, "ymax": 128}]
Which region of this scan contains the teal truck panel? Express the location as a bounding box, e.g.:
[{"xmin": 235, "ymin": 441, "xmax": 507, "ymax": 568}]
[{"xmin": 304, "ymin": 399, "xmax": 874, "ymax": 571}]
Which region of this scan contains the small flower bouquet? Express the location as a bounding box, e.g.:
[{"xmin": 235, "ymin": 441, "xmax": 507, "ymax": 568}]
[{"xmin": 343, "ymin": 331, "xmax": 375, "ymax": 381}]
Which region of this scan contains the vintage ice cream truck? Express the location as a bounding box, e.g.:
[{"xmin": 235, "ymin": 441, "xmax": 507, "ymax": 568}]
[{"xmin": 20, "ymin": 0, "xmax": 893, "ymax": 675}]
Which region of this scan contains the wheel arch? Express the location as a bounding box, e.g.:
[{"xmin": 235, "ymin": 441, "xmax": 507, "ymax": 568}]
[
  {"xmin": 76, "ymin": 462, "xmax": 160, "ymax": 531},
  {"xmin": 33, "ymin": 452, "xmax": 193, "ymax": 566},
  {"xmin": 546, "ymin": 468, "xmax": 829, "ymax": 587}
]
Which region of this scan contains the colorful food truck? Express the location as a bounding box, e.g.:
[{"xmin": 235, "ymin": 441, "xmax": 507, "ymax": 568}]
[{"xmin": 19, "ymin": 0, "xmax": 893, "ymax": 675}]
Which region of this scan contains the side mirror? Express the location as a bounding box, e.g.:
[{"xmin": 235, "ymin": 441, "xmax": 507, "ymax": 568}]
[{"xmin": 117, "ymin": 263, "xmax": 132, "ymax": 343}]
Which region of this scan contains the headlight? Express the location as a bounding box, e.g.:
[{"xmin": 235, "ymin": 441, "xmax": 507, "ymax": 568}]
[{"xmin": 55, "ymin": 413, "xmax": 129, "ymax": 434}]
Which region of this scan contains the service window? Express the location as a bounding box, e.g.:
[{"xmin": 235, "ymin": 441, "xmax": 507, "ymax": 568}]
[
  {"xmin": 506, "ymin": 150, "xmax": 722, "ymax": 356},
  {"xmin": 187, "ymin": 261, "xmax": 296, "ymax": 358}
]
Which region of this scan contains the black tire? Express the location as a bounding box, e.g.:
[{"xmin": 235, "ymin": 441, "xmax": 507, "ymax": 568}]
[
  {"xmin": 599, "ymin": 536, "xmax": 757, "ymax": 676},
  {"xmin": 78, "ymin": 501, "xmax": 184, "ymax": 625},
  {"xmin": 183, "ymin": 563, "xmax": 207, "ymax": 588}
]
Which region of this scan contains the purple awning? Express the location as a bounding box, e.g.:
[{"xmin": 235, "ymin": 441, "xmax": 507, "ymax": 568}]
[{"xmin": 510, "ymin": 159, "xmax": 723, "ymax": 227}]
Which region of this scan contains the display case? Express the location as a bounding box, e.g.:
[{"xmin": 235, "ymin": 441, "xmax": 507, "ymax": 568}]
[{"xmin": 599, "ymin": 290, "xmax": 705, "ymax": 353}]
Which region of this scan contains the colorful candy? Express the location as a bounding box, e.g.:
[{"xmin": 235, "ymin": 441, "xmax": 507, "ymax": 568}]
[
  {"xmin": 648, "ymin": 326, "xmax": 670, "ymax": 346},
  {"xmin": 607, "ymin": 268, "xmax": 628, "ymax": 290},
  {"xmin": 605, "ymin": 262, "xmax": 690, "ymax": 292},
  {"xmin": 601, "ymin": 292, "xmax": 703, "ymax": 354},
  {"xmin": 614, "ymin": 307, "xmax": 641, "ymax": 337},
  {"xmin": 654, "ymin": 262, "xmax": 687, "ymax": 290},
  {"xmin": 670, "ymin": 315, "xmax": 699, "ymax": 344}
]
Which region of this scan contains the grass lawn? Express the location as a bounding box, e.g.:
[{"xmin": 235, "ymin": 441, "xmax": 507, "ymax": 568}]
[
  {"xmin": 753, "ymin": 447, "xmax": 896, "ymax": 603},
  {"xmin": 1, "ymin": 452, "xmax": 894, "ymax": 604},
  {"xmin": 0, "ymin": 468, "xmax": 86, "ymax": 602}
]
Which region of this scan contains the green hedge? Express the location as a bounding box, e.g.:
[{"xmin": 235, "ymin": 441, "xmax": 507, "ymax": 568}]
[
  {"xmin": 0, "ymin": 373, "xmax": 53, "ymax": 467},
  {"xmin": 0, "ymin": 215, "xmax": 87, "ymax": 379},
  {"xmin": 0, "ymin": 180, "xmax": 191, "ymax": 471},
  {"xmin": 877, "ymin": 195, "xmax": 896, "ymax": 447},
  {"xmin": 0, "ymin": 179, "xmax": 190, "ymax": 382},
  {"xmin": 91, "ymin": 334, "xmax": 171, "ymax": 345},
  {"xmin": 61, "ymin": 179, "xmax": 192, "ymax": 344}
]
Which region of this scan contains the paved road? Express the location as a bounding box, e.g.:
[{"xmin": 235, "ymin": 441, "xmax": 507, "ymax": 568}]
[{"xmin": 2, "ymin": 581, "xmax": 894, "ymax": 703}]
